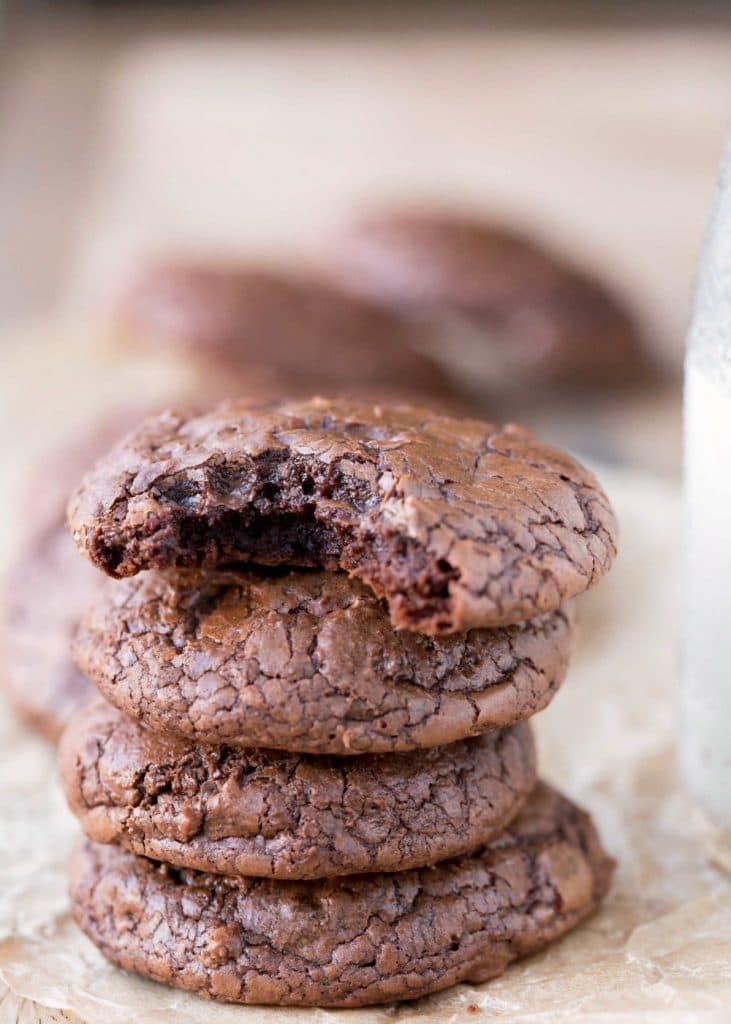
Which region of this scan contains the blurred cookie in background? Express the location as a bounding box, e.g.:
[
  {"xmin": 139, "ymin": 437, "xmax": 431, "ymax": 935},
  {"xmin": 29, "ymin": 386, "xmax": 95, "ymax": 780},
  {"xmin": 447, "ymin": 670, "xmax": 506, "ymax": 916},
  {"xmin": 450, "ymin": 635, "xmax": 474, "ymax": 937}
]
[
  {"xmin": 324, "ymin": 209, "xmax": 653, "ymax": 398},
  {"xmin": 115, "ymin": 262, "xmax": 463, "ymax": 409},
  {"xmin": 2, "ymin": 411, "xmax": 152, "ymax": 743},
  {"xmin": 3, "ymin": 524, "xmax": 98, "ymax": 743}
]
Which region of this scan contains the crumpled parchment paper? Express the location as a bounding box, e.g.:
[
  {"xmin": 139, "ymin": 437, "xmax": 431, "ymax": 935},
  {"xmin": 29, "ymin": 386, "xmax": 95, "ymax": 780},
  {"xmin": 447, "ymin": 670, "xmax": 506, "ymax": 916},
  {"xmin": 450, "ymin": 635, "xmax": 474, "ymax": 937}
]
[{"xmin": 0, "ymin": 328, "xmax": 729, "ymax": 1023}]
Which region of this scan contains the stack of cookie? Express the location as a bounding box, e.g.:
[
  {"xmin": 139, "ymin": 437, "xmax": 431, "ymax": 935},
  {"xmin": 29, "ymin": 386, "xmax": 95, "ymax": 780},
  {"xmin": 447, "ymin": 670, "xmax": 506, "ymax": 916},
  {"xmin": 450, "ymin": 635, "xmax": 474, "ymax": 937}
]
[{"xmin": 60, "ymin": 397, "xmax": 617, "ymax": 1008}]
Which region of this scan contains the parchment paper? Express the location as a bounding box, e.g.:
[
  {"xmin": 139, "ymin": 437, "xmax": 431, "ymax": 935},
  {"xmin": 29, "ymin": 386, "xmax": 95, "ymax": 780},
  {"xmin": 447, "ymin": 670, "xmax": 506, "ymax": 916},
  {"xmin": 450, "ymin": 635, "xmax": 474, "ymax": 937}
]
[{"xmin": 0, "ymin": 328, "xmax": 729, "ymax": 1023}]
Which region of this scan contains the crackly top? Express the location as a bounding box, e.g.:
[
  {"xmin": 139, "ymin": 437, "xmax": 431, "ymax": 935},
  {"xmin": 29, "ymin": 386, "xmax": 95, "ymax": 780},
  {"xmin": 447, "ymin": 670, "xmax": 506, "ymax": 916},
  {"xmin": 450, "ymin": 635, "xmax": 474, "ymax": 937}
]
[
  {"xmin": 69, "ymin": 782, "xmax": 614, "ymax": 1008},
  {"xmin": 117, "ymin": 262, "xmax": 454, "ymax": 402},
  {"xmin": 327, "ymin": 210, "xmax": 647, "ymax": 386},
  {"xmin": 67, "ymin": 397, "xmax": 616, "ymax": 634},
  {"xmin": 73, "ymin": 567, "xmax": 573, "ymax": 752},
  {"xmin": 60, "ymin": 699, "xmax": 536, "ymax": 879}
]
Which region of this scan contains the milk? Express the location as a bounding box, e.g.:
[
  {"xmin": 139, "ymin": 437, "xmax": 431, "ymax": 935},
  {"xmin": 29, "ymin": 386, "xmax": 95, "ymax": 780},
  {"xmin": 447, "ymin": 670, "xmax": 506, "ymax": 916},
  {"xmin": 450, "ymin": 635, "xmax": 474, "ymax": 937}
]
[
  {"xmin": 683, "ymin": 357, "xmax": 731, "ymax": 829},
  {"xmin": 681, "ymin": 134, "xmax": 731, "ymax": 830}
]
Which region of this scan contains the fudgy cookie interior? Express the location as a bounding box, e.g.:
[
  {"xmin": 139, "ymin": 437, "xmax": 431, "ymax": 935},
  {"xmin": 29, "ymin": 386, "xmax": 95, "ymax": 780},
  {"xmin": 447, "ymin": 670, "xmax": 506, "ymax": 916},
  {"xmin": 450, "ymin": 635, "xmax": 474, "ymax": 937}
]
[
  {"xmin": 98, "ymin": 451, "xmax": 456, "ymax": 632},
  {"xmin": 71, "ymin": 400, "xmax": 616, "ymax": 634}
]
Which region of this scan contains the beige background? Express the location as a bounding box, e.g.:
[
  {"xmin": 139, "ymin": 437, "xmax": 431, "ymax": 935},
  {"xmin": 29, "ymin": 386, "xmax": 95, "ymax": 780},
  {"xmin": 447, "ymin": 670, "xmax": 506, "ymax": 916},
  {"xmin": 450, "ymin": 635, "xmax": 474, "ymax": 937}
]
[{"xmin": 3, "ymin": 18, "xmax": 731, "ymax": 475}]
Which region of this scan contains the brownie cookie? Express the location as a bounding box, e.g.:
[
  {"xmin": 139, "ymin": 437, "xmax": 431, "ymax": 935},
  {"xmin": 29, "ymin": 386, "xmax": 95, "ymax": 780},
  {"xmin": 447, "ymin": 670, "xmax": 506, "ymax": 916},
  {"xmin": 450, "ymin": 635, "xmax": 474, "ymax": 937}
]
[
  {"xmin": 3, "ymin": 524, "xmax": 98, "ymax": 742},
  {"xmin": 326, "ymin": 210, "xmax": 648, "ymax": 390},
  {"xmin": 2, "ymin": 410, "xmax": 161, "ymax": 742},
  {"xmin": 69, "ymin": 782, "xmax": 614, "ymax": 1007},
  {"xmin": 72, "ymin": 568, "xmax": 573, "ymax": 753},
  {"xmin": 67, "ymin": 398, "xmax": 616, "ymax": 633},
  {"xmin": 117, "ymin": 262, "xmax": 456, "ymax": 405},
  {"xmin": 60, "ymin": 699, "xmax": 536, "ymax": 879}
]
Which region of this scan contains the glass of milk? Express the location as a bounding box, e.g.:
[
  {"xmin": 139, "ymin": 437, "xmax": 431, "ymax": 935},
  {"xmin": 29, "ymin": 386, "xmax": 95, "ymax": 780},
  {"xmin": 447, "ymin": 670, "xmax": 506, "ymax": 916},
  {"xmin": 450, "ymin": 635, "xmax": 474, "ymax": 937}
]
[{"xmin": 683, "ymin": 136, "xmax": 731, "ymax": 831}]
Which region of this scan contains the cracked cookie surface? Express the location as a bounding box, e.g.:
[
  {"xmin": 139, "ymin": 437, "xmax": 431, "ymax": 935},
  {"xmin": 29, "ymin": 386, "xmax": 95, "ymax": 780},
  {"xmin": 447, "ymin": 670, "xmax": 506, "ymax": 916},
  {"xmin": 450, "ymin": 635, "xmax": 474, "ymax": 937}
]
[
  {"xmin": 73, "ymin": 568, "xmax": 574, "ymax": 753},
  {"xmin": 69, "ymin": 782, "xmax": 614, "ymax": 1008},
  {"xmin": 67, "ymin": 397, "xmax": 616, "ymax": 633},
  {"xmin": 60, "ymin": 700, "xmax": 536, "ymax": 879}
]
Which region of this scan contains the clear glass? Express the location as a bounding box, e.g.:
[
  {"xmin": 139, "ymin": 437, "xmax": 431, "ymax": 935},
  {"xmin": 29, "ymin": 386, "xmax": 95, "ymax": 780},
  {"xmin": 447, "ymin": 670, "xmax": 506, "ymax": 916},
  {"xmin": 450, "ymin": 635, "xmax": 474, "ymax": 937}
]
[{"xmin": 683, "ymin": 135, "xmax": 731, "ymax": 831}]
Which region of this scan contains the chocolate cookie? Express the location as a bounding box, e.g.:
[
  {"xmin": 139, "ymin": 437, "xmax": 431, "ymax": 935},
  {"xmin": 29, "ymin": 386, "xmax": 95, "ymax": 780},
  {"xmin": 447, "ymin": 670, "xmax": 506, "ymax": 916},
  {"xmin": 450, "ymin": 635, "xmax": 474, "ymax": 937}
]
[
  {"xmin": 2, "ymin": 411, "xmax": 158, "ymax": 742},
  {"xmin": 3, "ymin": 524, "xmax": 98, "ymax": 742},
  {"xmin": 117, "ymin": 262, "xmax": 455, "ymax": 405},
  {"xmin": 69, "ymin": 782, "xmax": 613, "ymax": 1007},
  {"xmin": 67, "ymin": 398, "xmax": 616, "ymax": 633},
  {"xmin": 326, "ymin": 210, "xmax": 648, "ymax": 390},
  {"xmin": 60, "ymin": 700, "xmax": 536, "ymax": 879},
  {"xmin": 72, "ymin": 568, "xmax": 573, "ymax": 753}
]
